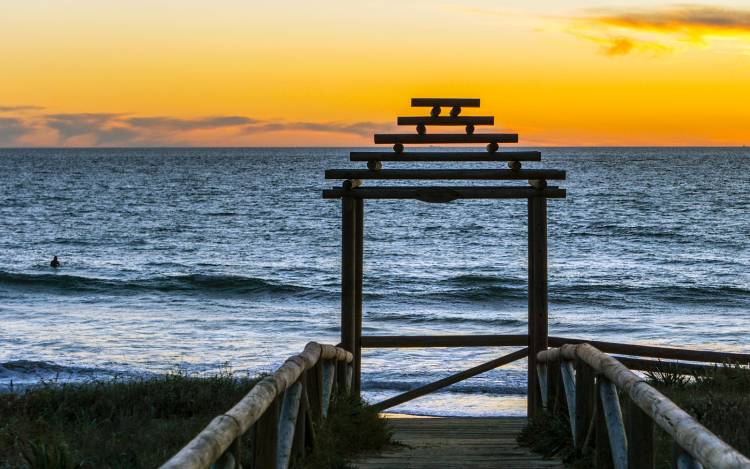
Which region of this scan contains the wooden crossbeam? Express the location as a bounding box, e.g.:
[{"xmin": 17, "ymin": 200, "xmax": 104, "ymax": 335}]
[
  {"xmin": 372, "ymin": 348, "xmax": 528, "ymax": 411},
  {"xmin": 361, "ymin": 334, "xmax": 528, "ymax": 348},
  {"xmin": 374, "ymin": 133, "xmax": 517, "ymax": 144},
  {"xmin": 350, "ymin": 151, "xmax": 541, "ymax": 162},
  {"xmin": 549, "ymin": 336, "xmax": 750, "ymax": 364},
  {"xmin": 411, "ymin": 98, "xmax": 480, "ymax": 107},
  {"xmin": 397, "ymin": 116, "xmax": 494, "ymax": 126},
  {"xmin": 323, "ymin": 186, "xmax": 566, "ymax": 201},
  {"xmin": 325, "ymin": 169, "xmax": 566, "ymax": 181}
]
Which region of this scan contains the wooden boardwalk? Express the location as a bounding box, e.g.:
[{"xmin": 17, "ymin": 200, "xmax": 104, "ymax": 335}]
[{"xmin": 355, "ymin": 417, "xmax": 564, "ymax": 469}]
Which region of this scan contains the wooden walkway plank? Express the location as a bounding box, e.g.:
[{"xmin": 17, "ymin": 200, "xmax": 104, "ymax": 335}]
[{"xmin": 355, "ymin": 417, "xmax": 564, "ymax": 469}]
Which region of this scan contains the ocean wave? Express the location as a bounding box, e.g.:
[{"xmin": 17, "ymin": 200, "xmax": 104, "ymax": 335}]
[
  {"xmin": 363, "ymin": 379, "xmax": 526, "ymax": 395},
  {"xmin": 0, "ymin": 271, "xmax": 321, "ymax": 298},
  {"xmin": 0, "ymin": 360, "xmax": 118, "ymax": 388}
]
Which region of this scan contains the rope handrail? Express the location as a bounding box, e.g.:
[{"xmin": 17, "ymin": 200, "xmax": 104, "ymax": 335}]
[
  {"xmin": 536, "ymin": 343, "xmax": 750, "ymax": 469},
  {"xmin": 161, "ymin": 342, "xmax": 353, "ymax": 469}
]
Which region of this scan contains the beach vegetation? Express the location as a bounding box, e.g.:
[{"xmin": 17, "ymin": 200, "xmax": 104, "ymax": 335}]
[{"xmin": 0, "ymin": 372, "xmax": 391, "ymax": 469}]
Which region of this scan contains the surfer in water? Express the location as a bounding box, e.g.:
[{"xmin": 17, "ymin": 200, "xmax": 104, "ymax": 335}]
[{"xmin": 50, "ymin": 256, "xmax": 61, "ymax": 268}]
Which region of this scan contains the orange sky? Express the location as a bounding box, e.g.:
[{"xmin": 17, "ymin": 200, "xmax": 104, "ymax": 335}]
[{"xmin": 1, "ymin": 1, "xmax": 749, "ymax": 146}]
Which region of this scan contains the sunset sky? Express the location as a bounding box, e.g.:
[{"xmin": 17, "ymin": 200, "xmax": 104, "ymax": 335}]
[{"xmin": 1, "ymin": 0, "xmax": 749, "ymax": 147}]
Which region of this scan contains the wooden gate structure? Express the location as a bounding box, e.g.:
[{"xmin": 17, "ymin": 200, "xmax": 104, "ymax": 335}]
[
  {"xmin": 161, "ymin": 98, "xmax": 750, "ymax": 469},
  {"xmin": 323, "ymin": 97, "xmax": 566, "ymax": 417}
]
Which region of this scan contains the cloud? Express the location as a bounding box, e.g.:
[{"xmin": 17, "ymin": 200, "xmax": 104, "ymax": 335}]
[
  {"xmin": 45, "ymin": 113, "xmax": 126, "ymax": 141},
  {"xmin": 246, "ymin": 120, "xmax": 393, "ymax": 137},
  {"xmin": 571, "ymin": 4, "xmax": 750, "ymax": 56},
  {"xmin": 593, "ymin": 5, "xmax": 750, "ymax": 36},
  {"xmin": 0, "ymin": 110, "xmax": 391, "ymax": 147},
  {"xmin": 0, "ymin": 105, "xmax": 44, "ymax": 113},
  {"xmin": 125, "ymin": 116, "xmax": 259, "ymax": 131},
  {"xmin": 0, "ymin": 117, "xmax": 36, "ymax": 144}
]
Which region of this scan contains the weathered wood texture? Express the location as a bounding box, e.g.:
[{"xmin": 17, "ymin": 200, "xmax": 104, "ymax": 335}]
[
  {"xmin": 373, "ymin": 348, "xmax": 528, "ymax": 411},
  {"xmin": 411, "ymin": 98, "xmax": 480, "ymax": 107},
  {"xmin": 548, "ymin": 336, "xmax": 750, "ymax": 364},
  {"xmin": 537, "ymin": 344, "xmax": 750, "ymax": 469},
  {"xmin": 374, "ymin": 133, "xmax": 518, "ymax": 144},
  {"xmin": 361, "ymin": 334, "xmax": 528, "ymax": 348},
  {"xmin": 354, "ymin": 198, "xmax": 364, "ymax": 396},
  {"xmin": 341, "ymin": 197, "xmax": 356, "ymax": 354},
  {"xmin": 325, "ymin": 169, "xmax": 566, "ymax": 180},
  {"xmin": 323, "ymin": 186, "xmax": 566, "ymax": 201},
  {"xmin": 397, "ymin": 116, "xmax": 494, "ymax": 125},
  {"xmin": 528, "ymin": 196, "xmax": 548, "ymax": 418},
  {"xmin": 350, "ymin": 151, "xmax": 541, "ymax": 162},
  {"xmin": 355, "ymin": 417, "xmax": 564, "ymax": 469},
  {"xmin": 160, "ymin": 343, "xmax": 352, "ymax": 469}
]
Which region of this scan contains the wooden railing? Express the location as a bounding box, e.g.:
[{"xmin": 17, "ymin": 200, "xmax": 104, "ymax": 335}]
[
  {"xmin": 536, "ymin": 343, "xmax": 750, "ymax": 469},
  {"xmin": 160, "ymin": 342, "xmax": 353, "ymax": 469}
]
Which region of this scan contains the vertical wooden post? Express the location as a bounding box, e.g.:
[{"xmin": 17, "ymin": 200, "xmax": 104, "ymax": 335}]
[
  {"xmin": 595, "ymin": 377, "xmax": 614, "ymax": 469},
  {"xmin": 253, "ymin": 396, "xmax": 280, "ymax": 469},
  {"xmin": 293, "ymin": 372, "xmax": 308, "ymax": 460},
  {"xmin": 354, "ymin": 198, "xmax": 364, "ymax": 397},
  {"xmin": 576, "ymin": 358, "xmax": 595, "ymax": 453},
  {"xmin": 528, "ymin": 196, "xmax": 548, "ymax": 418},
  {"xmin": 626, "ymin": 397, "xmax": 654, "ymax": 469},
  {"xmin": 341, "ymin": 197, "xmax": 356, "ymax": 358}
]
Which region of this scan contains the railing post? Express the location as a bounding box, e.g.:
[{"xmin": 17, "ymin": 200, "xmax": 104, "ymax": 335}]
[
  {"xmin": 598, "ymin": 378, "xmax": 627, "ymax": 469},
  {"xmin": 277, "ymin": 382, "xmax": 303, "ymax": 469},
  {"xmin": 536, "ymin": 363, "xmax": 549, "ymax": 410},
  {"xmin": 528, "ymin": 196, "xmax": 548, "ymax": 418},
  {"xmin": 305, "ymin": 361, "xmax": 324, "ymax": 424},
  {"xmin": 560, "ymin": 360, "xmax": 577, "ymax": 442},
  {"xmin": 321, "ymin": 360, "xmax": 336, "ymax": 418},
  {"xmin": 595, "ymin": 376, "xmax": 613, "ymax": 469},
  {"xmin": 293, "ymin": 372, "xmax": 309, "ymax": 460},
  {"xmin": 548, "ymin": 358, "xmax": 563, "ymax": 415},
  {"xmin": 626, "ymin": 397, "xmax": 654, "ymax": 469},
  {"xmin": 253, "ymin": 396, "xmax": 280, "ymax": 469},
  {"xmin": 575, "ymin": 357, "xmax": 595, "ymax": 453}
]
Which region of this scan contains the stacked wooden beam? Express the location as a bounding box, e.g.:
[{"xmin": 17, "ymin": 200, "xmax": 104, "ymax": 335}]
[{"xmin": 323, "ymin": 98, "xmax": 566, "ymax": 202}]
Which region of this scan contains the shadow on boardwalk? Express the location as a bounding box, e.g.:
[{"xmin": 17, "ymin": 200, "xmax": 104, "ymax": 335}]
[{"xmin": 355, "ymin": 417, "xmax": 564, "ymax": 469}]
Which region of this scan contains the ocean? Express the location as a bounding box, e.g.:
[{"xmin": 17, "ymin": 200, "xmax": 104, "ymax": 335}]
[{"xmin": 0, "ymin": 147, "xmax": 748, "ymax": 416}]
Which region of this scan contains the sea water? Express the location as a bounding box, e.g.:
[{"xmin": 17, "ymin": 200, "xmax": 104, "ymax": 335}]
[{"xmin": 0, "ymin": 147, "xmax": 748, "ymax": 415}]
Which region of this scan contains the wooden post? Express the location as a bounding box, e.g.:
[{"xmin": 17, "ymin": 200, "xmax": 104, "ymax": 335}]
[
  {"xmin": 560, "ymin": 361, "xmax": 577, "ymax": 440},
  {"xmin": 548, "ymin": 359, "xmax": 563, "ymax": 415},
  {"xmin": 595, "ymin": 377, "xmax": 614, "ymax": 469},
  {"xmin": 576, "ymin": 358, "xmax": 595, "ymax": 453},
  {"xmin": 253, "ymin": 396, "xmax": 280, "ymax": 469},
  {"xmin": 354, "ymin": 198, "xmax": 364, "ymax": 397},
  {"xmin": 277, "ymin": 382, "xmax": 303, "ymax": 469},
  {"xmin": 626, "ymin": 396, "xmax": 654, "ymax": 469},
  {"xmin": 293, "ymin": 373, "xmax": 308, "ymax": 460},
  {"xmin": 321, "ymin": 360, "xmax": 336, "ymax": 418},
  {"xmin": 598, "ymin": 378, "xmax": 627, "ymax": 469},
  {"xmin": 341, "ymin": 197, "xmax": 356, "ymax": 358},
  {"xmin": 528, "ymin": 196, "xmax": 548, "ymax": 418}
]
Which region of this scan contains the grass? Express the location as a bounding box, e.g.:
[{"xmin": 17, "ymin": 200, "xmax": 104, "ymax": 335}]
[
  {"xmin": 0, "ymin": 373, "xmax": 392, "ymax": 469},
  {"xmin": 517, "ymin": 364, "xmax": 750, "ymax": 468}
]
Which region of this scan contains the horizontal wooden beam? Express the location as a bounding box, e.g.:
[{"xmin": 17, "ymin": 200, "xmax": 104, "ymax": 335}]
[
  {"xmin": 549, "ymin": 336, "xmax": 750, "ymax": 364},
  {"xmin": 411, "ymin": 98, "xmax": 480, "ymax": 107},
  {"xmin": 350, "ymin": 151, "xmax": 540, "ymax": 162},
  {"xmin": 374, "ymin": 133, "xmax": 518, "ymax": 144},
  {"xmin": 325, "ymin": 169, "xmax": 566, "ymax": 181},
  {"xmin": 372, "ymin": 348, "xmax": 528, "ymax": 411},
  {"xmin": 361, "ymin": 334, "xmax": 529, "ymax": 348},
  {"xmin": 614, "ymin": 356, "xmax": 726, "ymax": 375},
  {"xmin": 322, "ymin": 186, "xmax": 566, "ymax": 201},
  {"xmin": 397, "ymin": 116, "xmax": 494, "ymax": 126}
]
